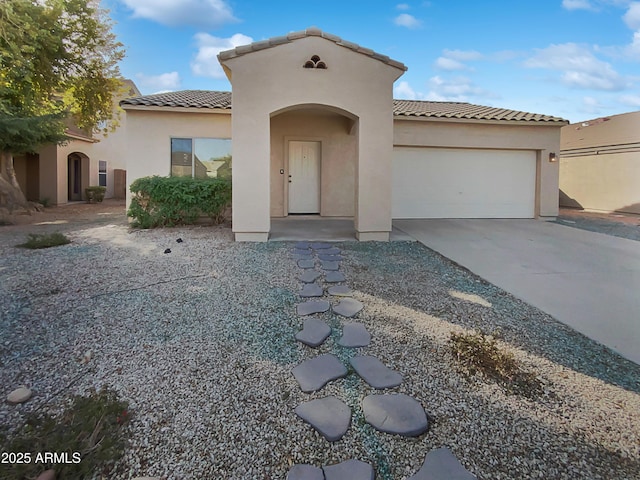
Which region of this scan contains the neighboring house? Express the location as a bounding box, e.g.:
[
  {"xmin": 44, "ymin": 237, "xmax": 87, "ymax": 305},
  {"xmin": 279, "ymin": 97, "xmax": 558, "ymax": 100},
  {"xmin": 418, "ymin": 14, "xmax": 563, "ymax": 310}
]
[
  {"xmin": 13, "ymin": 79, "xmax": 140, "ymax": 205},
  {"xmin": 121, "ymin": 28, "xmax": 566, "ymax": 241},
  {"xmin": 560, "ymin": 111, "xmax": 640, "ymax": 215}
]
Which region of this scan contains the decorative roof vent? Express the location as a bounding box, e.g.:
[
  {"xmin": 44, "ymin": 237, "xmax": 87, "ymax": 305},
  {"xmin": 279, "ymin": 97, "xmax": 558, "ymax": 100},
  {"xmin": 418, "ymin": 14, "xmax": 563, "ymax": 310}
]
[{"xmin": 304, "ymin": 54, "xmax": 327, "ymax": 69}]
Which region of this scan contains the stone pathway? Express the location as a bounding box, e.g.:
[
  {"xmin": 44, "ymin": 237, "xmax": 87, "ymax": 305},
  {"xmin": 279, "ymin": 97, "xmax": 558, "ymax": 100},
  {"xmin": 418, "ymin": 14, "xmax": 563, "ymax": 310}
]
[{"xmin": 286, "ymin": 241, "xmax": 477, "ymax": 479}]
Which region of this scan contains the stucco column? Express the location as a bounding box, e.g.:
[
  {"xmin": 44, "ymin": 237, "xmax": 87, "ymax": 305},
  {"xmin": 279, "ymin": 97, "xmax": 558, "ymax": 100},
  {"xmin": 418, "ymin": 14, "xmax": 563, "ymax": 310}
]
[
  {"xmin": 354, "ymin": 114, "xmax": 393, "ymax": 241},
  {"xmin": 232, "ymin": 112, "xmax": 271, "ymax": 241}
]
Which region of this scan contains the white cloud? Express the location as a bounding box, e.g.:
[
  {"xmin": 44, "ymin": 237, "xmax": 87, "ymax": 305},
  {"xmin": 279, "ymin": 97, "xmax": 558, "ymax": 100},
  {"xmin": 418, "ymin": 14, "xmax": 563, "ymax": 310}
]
[
  {"xmin": 425, "ymin": 75, "xmax": 491, "ymax": 101},
  {"xmin": 443, "ymin": 49, "xmax": 484, "ymax": 61},
  {"xmin": 434, "ymin": 57, "xmax": 467, "ymax": 71},
  {"xmin": 394, "ymin": 13, "xmax": 422, "ymax": 28},
  {"xmin": 579, "ymin": 96, "xmax": 606, "ymax": 115},
  {"xmin": 135, "ymin": 71, "xmax": 180, "ymax": 92},
  {"xmin": 396, "ymin": 3, "xmax": 410, "ymax": 10},
  {"xmin": 394, "ymin": 81, "xmax": 426, "ymax": 100},
  {"xmin": 120, "ymin": 0, "xmax": 237, "ymax": 28},
  {"xmin": 623, "ymin": 2, "xmax": 640, "ymax": 29},
  {"xmin": 619, "ymin": 93, "xmax": 640, "ymax": 106},
  {"xmin": 524, "ymin": 43, "xmax": 627, "ymax": 90},
  {"xmin": 191, "ymin": 33, "xmax": 253, "ymax": 78},
  {"xmin": 562, "ymin": 0, "xmax": 595, "ymax": 10}
]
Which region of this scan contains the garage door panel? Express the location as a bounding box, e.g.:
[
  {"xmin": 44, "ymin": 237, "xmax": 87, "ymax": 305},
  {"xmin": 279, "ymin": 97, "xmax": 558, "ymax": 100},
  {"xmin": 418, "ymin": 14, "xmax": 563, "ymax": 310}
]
[{"xmin": 392, "ymin": 148, "xmax": 536, "ymax": 218}]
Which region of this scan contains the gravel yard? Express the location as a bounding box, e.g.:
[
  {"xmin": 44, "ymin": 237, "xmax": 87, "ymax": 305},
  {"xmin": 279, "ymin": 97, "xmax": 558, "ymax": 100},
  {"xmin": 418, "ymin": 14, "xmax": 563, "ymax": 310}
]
[{"xmin": 1, "ymin": 205, "xmax": 639, "ymax": 479}]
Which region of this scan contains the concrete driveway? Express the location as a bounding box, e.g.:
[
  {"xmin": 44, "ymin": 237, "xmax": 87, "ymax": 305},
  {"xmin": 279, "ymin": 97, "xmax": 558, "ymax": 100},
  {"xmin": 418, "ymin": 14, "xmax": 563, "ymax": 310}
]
[{"xmin": 394, "ymin": 219, "xmax": 640, "ymax": 364}]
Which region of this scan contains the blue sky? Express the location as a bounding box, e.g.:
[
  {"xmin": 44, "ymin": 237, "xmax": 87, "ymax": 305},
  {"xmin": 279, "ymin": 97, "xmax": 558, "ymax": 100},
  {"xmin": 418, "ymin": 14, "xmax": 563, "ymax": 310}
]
[{"xmin": 103, "ymin": 0, "xmax": 640, "ymax": 123}]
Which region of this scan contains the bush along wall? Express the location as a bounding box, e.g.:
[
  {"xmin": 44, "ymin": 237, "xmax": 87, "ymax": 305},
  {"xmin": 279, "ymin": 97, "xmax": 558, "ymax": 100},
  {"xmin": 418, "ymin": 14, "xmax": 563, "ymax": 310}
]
[{"xmin": 127, "ymin": 176, "xmax": 231, "ymax": 228}]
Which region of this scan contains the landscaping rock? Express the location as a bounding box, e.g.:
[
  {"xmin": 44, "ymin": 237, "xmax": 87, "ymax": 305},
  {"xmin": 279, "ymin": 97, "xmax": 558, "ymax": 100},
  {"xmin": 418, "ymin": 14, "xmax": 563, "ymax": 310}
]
[
  {"xmin": 320, "ymin": 260, "xmax": 340, "ymax": 271},
  {"xmin": 324, "ymin": 248, "xmax": 341, "ymax": 255},
  {"xmin": 328, "ymin": 285, "xmax": 352, "ymax": 297},
  {"xmin": 7, "ymin": 386, "xmax": 32, "ymax": 404},
  {"xmin": 287, "ymin": 464, "xmax": 325, "ymax": 480},
  {"xmin": 292, "ymin": 354, "xmax": 347, "ymax": 392},
  {"xmin": 301, "ymin": 270, "xmax": 322, "ymax": 283},
  {"xmin": 338, "ymin": 322, "xmax": 370, "ymax": 347},
  {"xmin": 350, "ymin": 355, "xmax": 402, "ymax": 389},
  {"xmin": 294, "ymin": 396, "xmax": 351, "ymax": 442},
  {"xmin": 297, "ymin": 259, "xmax": 315, "ymax": 269},
  {"xmin": 296, "ymin": 301, "xmax": 331, "ymax": 316},
  {"xmin": 296, "ymin": 319, "xmax": 332, "ymax": 347},
  {"xmin": 332, "ymin": 298, "xmax": 363, "ymax": 318},
  {"xmin": 408, "ymin": 448, "xmax": 477, "ymax": 480},
  {"xmin": 36, "ymin": 470, "xmax": 55, "ymax": 480},
  {"xmin": 318, "ymin": 254, "xmax": 343, "ymax": 261},
  {"xmin": 323, "ymin": 459, "xmax": 375, "ymax": 480},
  {"xmin": 295, "ymin": 242, "xmax": 311, "ymax": 250},
  {"xmin": 362, "ymin": 394, "xmax": 428, "ymax": 436},
  {"xmin": 311, "ymin": 242, "xmax": 332, "ymax": 250},
  {"xmin": 293, "ymin": 248, "xmax": 312, "ymax": 256},
  {"xmin": 299, "ymin": 283, "xmax": 324, "ymax": 298},
  {"xmin": 324, "ymin": 271, "xmax": 346, "ymax": 283}
]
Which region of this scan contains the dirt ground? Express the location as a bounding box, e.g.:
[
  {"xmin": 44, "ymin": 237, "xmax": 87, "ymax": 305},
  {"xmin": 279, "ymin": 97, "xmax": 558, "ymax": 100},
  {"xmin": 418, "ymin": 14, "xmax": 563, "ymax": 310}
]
[
  {"xmin": 559, "ymin": 207, "xmax": 640, "ymax": 226},
  {"xmin": 1, "ymin": 199, "xmax": 127, "ymax": 227}
]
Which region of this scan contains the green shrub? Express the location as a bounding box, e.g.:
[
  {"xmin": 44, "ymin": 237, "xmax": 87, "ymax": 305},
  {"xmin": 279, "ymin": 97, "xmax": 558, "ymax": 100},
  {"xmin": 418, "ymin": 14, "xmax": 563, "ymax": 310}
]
[
  {"xmin": 17, "ymin": 232, "xmax": 70, "ymax": 249},
  {"xmin": 0, "ymin": 388, "xmax": 129, "ymax": 480},
  {"xmin": 85, "ymin": 186, "xmax": 106, "ymax": 203},
  {"xmin": 127, "ymin": 175, "xmax": 231, "ymax": 228}
]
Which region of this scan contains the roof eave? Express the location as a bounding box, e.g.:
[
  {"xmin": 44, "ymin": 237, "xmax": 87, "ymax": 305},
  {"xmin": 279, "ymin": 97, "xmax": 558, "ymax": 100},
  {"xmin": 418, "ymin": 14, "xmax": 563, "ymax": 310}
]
[
  {"xmin": 121, "ymin": 104, "xmax": 232, "ymax": 114},
  {"xmin": 393, "ymin": 114, "xmax": 568, "ymax": 127}
]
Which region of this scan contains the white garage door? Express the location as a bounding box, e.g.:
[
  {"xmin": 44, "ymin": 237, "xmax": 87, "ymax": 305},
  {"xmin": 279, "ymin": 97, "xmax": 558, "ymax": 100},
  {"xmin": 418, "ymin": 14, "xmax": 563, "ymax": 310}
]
[{"xmin": 392, "ymin": 147, "xmax": 536, "ymax": 219}]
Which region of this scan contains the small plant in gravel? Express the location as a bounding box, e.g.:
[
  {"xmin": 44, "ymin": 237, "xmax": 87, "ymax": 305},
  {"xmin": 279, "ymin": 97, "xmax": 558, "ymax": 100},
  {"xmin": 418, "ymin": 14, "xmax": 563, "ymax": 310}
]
[
  {"xmin": 16, "ymin": 232, "xmax": 70, "ymax": 249},
  {"xmin": 0, "ymin": 388, "xmax": 129, "ymax": 479},
  {"xmin": 449, "ymin": 329, "xmax": 543, "ymax": 397}
]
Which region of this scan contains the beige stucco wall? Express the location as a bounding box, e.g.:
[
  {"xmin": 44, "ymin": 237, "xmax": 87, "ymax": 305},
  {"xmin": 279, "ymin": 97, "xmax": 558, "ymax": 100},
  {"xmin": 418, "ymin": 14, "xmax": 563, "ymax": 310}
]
[
  {"xmin": 270, "ymin": 109, "xmax": 356, "ymax": 217},
  {"xmin": 560, "ymin": 153, "xmax": 640, "ymax": 214},
  {"xmin": 393, "ymin": 118, "xmax": 562, "ymax": 217},
  {"xmin": 92, "ymin": 110, "xmax": 129, "ymax": 199},
  {"xmin": 221, "ymin": 35, "xmax": 404, "ymax": 241},
  {"xmin": 124, "ymin": 108, "xmax": 232, "ymax": 208}
]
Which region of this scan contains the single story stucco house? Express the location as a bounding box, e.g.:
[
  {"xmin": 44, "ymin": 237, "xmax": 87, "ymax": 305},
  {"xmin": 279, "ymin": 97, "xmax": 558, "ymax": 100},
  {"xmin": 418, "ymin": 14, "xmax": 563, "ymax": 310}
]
[
  {"xmin": 121, "ymin": 27, "xmax": 567, "ymax": 241},
  {"xmin": 560, "ymin": 111, "xmax": 640, "ymax": 215}
]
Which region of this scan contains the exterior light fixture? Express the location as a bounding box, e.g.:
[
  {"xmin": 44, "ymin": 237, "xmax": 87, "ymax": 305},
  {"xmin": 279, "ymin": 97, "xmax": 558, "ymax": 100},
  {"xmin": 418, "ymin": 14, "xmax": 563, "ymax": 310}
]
[{"xmin": 548, "ymin": 152, "xmax": 558, "ymax": 163}]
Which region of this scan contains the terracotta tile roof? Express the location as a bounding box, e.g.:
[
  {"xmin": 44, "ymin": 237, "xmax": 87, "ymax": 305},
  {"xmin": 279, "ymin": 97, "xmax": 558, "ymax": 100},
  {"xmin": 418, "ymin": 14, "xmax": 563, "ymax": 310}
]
[
  {"xmin": 393, "ymin": 99, "xmax": 567, "ymax": 123},
  {"xmin": 120, "ymin": 90, "xmax": 232, "ymax": 109},
  {"xmin": 120, "ymin": 90, "xmax": 566, "ymax": 123},
  {"xmin": 217, "ymin": 27, "xmax": 407, "ymax": 71}
]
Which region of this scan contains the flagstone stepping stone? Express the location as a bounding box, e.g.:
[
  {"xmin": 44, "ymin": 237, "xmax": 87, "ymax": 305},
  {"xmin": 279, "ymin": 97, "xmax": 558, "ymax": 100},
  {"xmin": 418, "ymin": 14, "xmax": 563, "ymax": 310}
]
[
  {"xmin": 350, "ymin": 355, "xmax": 403, "ymax": 389},
  {"xmin": 328, "ymin": 285, "xmax": 352, "ymax": 297},
  {"xmin": 296, "ymin": 300, "xmax": 331, "ymax": 316},
  {"xmin": 362, "ymin": 393, "xmax": 428, "ymax": 437},
  {"xmin": 301, "ymin": 270, "xmax": 322, "ymax": 283},
  {"xmin": 292, "ymin": 354, "xmax": 348, "ymax": 392},
  {"xmin": 323, "ymin": 459, "xmax": 375, "ymax": 480},
  {"xmin": 321, "ymin": 261, "xmax": 340, "ymax": 271},
  {"xmin": 6, "ymin": 386, "xmax": 32, "ymax": 404},
  {"xmin": 300, "ymin": 283, "xmax": 324, "ymax": 297},
  {"xmin": 294, "ymin": 254, "xmax": 314, "ymax": 261},
  {"xmin": 338, "ymin": 322, "xmax": 371, "ymax": 347},
  {"xmin": 311, "ymin": 242, "xmax": 332, "ymax": 250},
  {"xmin": 324, "ymin": 271, "xmax": 346, "ymax": 283},
  {"xmin": 324, "ymin": 247, "xmax": 341, "ymax": 255},
  {"xmin": 293, "ymin": 248, "xmax": 312, "ymax": 256},
  {"xmin": 332, "ymin": 298, "xmax": 363, "ymax": 318},
  {"xmin": 318, "ymin": 254, "xmax": 343, "ymax": 261},
  {"xmin": 296, "ymin": 318, "xmax": 331, "ymax": 347},
  {"xmin": 287, "ymin": 464, "xmax": 324, "ymax": 480},
  {"xmin": 298, "ymin": 259, "xmax": 315, "ymax": 269},
  {"xmin": 294, "ymin": 395, "xmax": 351, "ymax": 441},
  {"xmin": 295, "ymin": 241, "xmax": 311, "ymax": 250},
  {"xmin": 408, "ymin": 448, "xmax": 477, "ymax": 480}
]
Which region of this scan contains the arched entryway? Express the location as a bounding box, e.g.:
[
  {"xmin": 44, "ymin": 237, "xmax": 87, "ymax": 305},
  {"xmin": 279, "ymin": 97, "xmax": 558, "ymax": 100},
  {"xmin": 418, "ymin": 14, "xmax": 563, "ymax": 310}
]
[
  {"xmin": 269, "ymin": 104, "xmax": 358, "ymax": 224},
  {"xmin": 67, "ymin": 152, "xmax": 89, "ymax": 201}
]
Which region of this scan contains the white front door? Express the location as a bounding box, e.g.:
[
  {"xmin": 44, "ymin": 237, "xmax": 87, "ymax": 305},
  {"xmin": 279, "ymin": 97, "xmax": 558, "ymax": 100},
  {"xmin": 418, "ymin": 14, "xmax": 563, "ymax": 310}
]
[{"xmin": 288, "ymin": 141, "xmax": 321, "ymax": 214}]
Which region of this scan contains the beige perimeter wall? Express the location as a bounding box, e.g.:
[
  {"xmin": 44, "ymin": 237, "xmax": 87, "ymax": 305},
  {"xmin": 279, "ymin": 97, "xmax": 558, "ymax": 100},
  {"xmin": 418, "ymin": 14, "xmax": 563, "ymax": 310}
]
[{"xmin": 560, "ymin": 152, "xmax": 640, "ymax": 214}]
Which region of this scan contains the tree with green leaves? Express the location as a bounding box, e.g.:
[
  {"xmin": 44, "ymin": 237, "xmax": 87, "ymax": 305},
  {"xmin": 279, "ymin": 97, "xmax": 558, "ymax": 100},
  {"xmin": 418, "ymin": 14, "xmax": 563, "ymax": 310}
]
[{"xmin": 0, "ymin": 0, "xmax": 125, "ymax": 211}]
